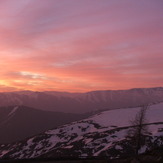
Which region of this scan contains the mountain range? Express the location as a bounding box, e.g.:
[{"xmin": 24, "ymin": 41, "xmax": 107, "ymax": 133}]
[{"xmin": 0, "ymin": 87, "xmax": 163, "ymax": 113}]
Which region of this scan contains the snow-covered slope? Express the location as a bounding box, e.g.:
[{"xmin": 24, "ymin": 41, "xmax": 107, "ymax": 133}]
[
  {"xmin": 89, "ymin": 102, "xmax": 163, "ymax": 127},
  {"xmin": 0, "ymin": 102, "xmax": 163, "ymax": 159},
  {"xmin": 0, "ymin": 87, "xmax": 163, "ymax": 113}
]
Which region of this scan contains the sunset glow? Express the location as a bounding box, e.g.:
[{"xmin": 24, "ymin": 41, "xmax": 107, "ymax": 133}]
[{"xmin": 0, "ymin": 0, "xmax": 163, "ymax": 92}]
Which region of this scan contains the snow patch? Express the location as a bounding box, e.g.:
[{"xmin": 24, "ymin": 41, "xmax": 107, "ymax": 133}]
[
  {"xmin": 63, "ymin": 145, "xmax": 73, "ymax": 149},
  {"xmin": 8, "ymin": 106, "xmax": 19, "ymax": 116},
  {"xmin": 138, "ymin": 146, "xmax": 147, "ymax": 154},
  {"xmin": 0, "ymin": 150, "xmax": 9, "ymax": 157}
]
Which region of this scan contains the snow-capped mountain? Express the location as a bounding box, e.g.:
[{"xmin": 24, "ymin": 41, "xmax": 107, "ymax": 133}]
[
  {"xmin": 1, "ymin": 102, "xmax": 163, "ymax": 159},
  {"xmin": 0, "ymin": 87, "xmax": 163, "ymax": 113},
  {"xmin": 0, "ymin": 106, "xmax": 88, "ymax": 144}
]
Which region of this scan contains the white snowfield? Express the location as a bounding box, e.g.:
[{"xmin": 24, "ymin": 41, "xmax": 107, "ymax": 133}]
[{"xmin": 89, "ymin": 102, "xmax": 163, "ymax": 127}]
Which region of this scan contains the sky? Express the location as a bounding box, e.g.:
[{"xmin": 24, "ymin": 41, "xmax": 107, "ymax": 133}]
[{"xmin": 0, "ymin": 0, "xmax": 163, "ymax": 92}]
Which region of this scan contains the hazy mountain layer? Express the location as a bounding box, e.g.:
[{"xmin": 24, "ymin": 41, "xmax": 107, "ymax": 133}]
[{"xmin": 0, "ymin": 87, "xmax": 163, "ymax": 113}]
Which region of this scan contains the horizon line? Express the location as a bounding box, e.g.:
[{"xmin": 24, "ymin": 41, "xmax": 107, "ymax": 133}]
[{"xmin": 0, "ymin": 86, "xmax": 162, "ymax": 94}]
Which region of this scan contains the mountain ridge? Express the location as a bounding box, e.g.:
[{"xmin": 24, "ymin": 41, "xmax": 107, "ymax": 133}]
[{"xmin": 0, "ymin": 87, "xmax": 163, "ymax": 113}]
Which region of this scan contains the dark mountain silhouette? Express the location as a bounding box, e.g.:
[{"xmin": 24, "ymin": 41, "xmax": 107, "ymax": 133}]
[{"xmin": 0, "ymin": 106, "xmax": 88, "ymax": 144}]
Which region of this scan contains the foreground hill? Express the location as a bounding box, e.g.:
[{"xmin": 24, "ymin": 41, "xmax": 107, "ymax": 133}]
[
  {"xmin": 0, "ymin": 102, "xmax": 163, "ymax": 160},
  {"xmin": 0, "ymin": 106, "xmax": 88, "ymax": 144},
  {"xmin": 0, "ymin": 87, "xmax": 163, "ymax": 113}
]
